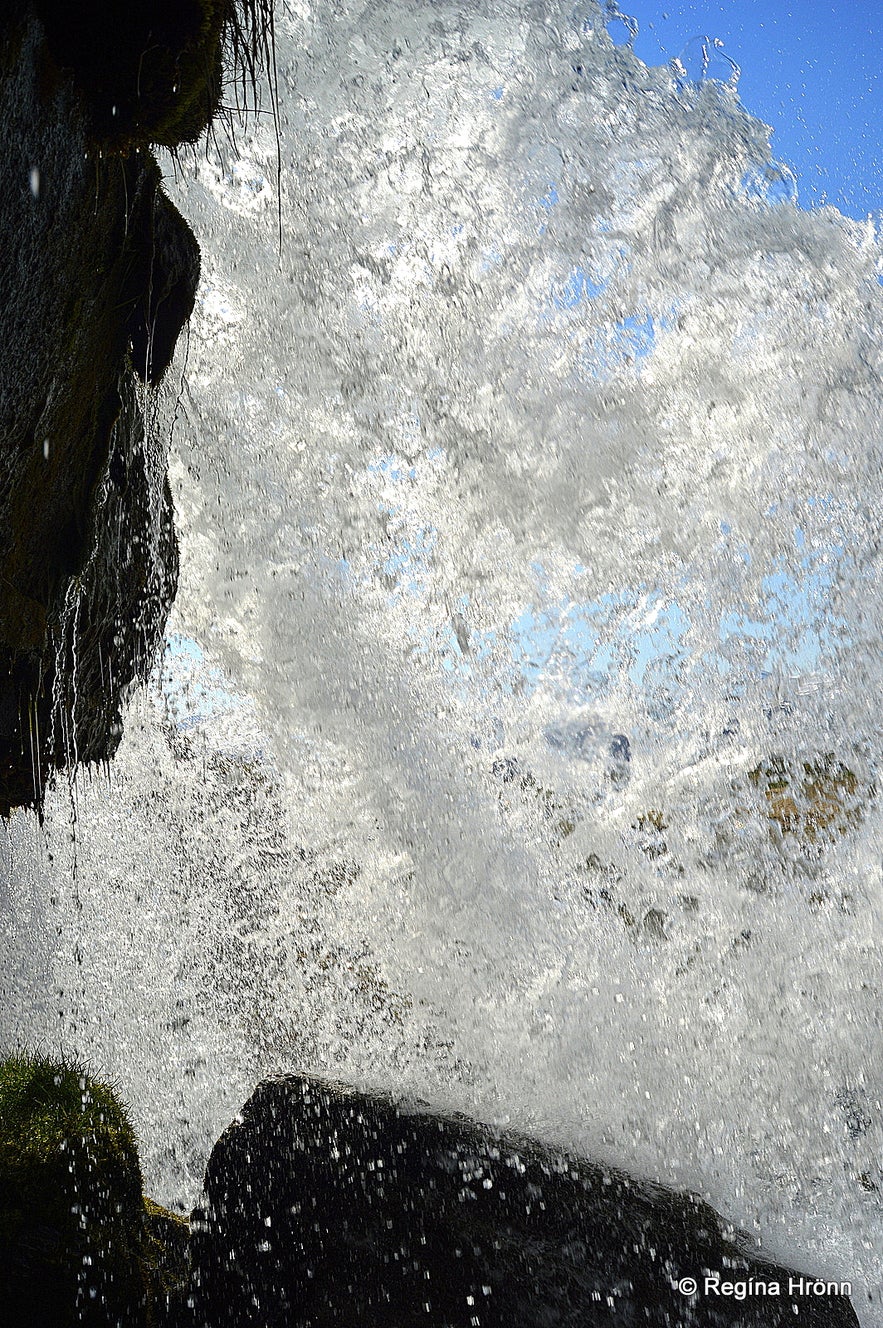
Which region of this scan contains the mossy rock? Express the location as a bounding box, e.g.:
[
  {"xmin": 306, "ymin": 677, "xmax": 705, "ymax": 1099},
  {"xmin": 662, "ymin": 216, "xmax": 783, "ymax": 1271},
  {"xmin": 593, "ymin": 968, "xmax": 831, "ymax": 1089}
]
[
  {"xmin": 0, "ymin": 18, "xmax": 188, "ymax": 811},
  {"xmin": 0, "ymin": 3, "xmax": 270, "ymax": 810},
  {"xmin": 143, "ymin": 1198, "xmax": 191, "ymax": 1327},
  {"xmin": 0, "ymin": 1055, "xmax": 188, "ymax": 1327}
]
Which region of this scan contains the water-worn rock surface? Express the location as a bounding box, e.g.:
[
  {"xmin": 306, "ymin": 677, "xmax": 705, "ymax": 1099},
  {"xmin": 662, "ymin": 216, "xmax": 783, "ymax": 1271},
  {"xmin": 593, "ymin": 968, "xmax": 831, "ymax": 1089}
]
[
  {"xmin": 189, "ymin": 1074, "xmax": 860, "ymax": 1327},
  {"xmin": 0, "ymin": 3, "xmax": 223, "ymax": 811}
]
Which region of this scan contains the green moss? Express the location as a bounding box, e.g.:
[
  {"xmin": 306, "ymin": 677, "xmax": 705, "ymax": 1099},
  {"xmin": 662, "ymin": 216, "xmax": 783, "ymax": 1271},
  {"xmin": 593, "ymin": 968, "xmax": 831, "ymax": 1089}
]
[
  {"xmin": 142, "ymin": 1198, "xmax": 190, "ymax": 1327},
  {"xmin": 0, "ymin": 1054, "xmax": 156, "ymax": 1326}
]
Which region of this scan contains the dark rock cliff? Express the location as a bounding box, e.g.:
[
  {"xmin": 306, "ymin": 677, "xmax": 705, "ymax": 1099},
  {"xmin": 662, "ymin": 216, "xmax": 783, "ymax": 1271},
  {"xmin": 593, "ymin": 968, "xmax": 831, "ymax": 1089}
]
[
  {"xmin": 188, "ymin": 1074, "xmax": 860, "ymax": 1328},
  {"xmin": 0, "ymin": 4, "xmax": 236, "ymax": 811}
]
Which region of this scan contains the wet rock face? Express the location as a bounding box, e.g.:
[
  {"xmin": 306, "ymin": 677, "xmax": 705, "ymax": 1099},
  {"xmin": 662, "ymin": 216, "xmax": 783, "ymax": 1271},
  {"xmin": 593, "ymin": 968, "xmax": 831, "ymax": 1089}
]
[
  {"xmin": 0, "ymin": 7, "xmax": 208, "ymax": 811},
  {"xmin": 189, "ymin": 1075, "xmax": 859, "ymax": 1328}
]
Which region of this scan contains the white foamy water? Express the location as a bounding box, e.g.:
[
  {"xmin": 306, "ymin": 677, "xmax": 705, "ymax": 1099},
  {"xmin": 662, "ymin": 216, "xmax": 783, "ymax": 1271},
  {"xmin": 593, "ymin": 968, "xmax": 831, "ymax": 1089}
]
[{"xmin": 3, "ymin": 2, "xmax": 883, "ymax": 1321}]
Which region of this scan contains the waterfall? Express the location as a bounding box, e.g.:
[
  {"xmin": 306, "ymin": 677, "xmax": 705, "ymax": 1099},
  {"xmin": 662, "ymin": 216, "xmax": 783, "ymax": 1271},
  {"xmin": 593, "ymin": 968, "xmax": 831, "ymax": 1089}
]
[{"xmin": 2, "ymin": 2, "xmax": 882, "ymax": 1320}]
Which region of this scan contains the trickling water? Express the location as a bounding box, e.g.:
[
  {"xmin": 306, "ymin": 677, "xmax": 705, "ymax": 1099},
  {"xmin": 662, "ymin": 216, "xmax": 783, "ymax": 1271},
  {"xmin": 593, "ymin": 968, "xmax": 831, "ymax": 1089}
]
[{"xmin": 3, "ymin": 1, "xmax": 883, "ymax": 1320}]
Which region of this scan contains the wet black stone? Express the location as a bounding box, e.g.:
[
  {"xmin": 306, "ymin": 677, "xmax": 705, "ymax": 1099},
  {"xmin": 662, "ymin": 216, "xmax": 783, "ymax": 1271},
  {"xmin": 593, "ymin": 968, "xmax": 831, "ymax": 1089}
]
[
  {"xmin": 0, "ymin": 8, "xmax": 189, "ymax": 811},
  {"xmin": 492, "ymin": 756, "xmax": 519, "ymax": 784},
  {"xmin": 127, "ymin": 187, "xmax": 200, "ymax": 387},
  {"xmin": 188, "ymin": 1075, "xmax": 859, "ymax": 1328}
]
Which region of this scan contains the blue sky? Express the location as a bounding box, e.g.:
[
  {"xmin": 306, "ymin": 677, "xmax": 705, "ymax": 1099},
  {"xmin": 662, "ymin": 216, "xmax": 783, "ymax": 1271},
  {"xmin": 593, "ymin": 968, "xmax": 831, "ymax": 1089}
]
[{"xmin": 611, "ymin": 1, "xmax": 882, "ymax": 218}]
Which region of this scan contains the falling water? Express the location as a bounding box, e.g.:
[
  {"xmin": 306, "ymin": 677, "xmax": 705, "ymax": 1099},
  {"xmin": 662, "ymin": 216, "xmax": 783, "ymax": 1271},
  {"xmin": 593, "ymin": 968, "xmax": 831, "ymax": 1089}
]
[{"xmin": 3, "ymin": 2, "xmax": 883, "ymax": 1321}]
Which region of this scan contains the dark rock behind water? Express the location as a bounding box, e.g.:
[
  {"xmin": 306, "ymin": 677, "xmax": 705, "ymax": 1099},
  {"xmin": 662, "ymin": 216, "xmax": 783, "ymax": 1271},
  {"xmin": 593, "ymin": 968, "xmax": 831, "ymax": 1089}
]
[
  {"xmin": 0, "ymin": 6, "xmax": 211, "ymax": 811},
  {"xmin": 188, "ymin": 1075, "xmax": 859, "ymax": 1328}
]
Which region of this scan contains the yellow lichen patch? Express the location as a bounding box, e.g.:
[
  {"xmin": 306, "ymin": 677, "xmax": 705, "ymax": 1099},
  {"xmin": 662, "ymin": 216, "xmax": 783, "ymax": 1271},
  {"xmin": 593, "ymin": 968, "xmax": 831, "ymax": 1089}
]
[{"xmin": 748, "ymin": 754, "xmax": 869, "ymax": 844}]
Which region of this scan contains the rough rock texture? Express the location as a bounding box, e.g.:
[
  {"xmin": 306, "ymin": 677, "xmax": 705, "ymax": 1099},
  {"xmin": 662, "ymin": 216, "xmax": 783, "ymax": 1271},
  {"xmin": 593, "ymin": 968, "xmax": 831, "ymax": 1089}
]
[
  {"xmin": 188, "ymin": 1074, "xmax": 860, "ymax": 1328},
  {"xmin": 0, "ymin": 6, "xmax": 212, "ymax": 811}
]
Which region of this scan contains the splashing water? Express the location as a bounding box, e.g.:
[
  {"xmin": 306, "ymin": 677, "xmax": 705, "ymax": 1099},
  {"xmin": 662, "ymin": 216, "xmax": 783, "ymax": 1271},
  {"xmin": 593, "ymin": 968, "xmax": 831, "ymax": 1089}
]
[{"xmin": 3, "ymin": 1, "xmax": 883, "ymax": 1319}]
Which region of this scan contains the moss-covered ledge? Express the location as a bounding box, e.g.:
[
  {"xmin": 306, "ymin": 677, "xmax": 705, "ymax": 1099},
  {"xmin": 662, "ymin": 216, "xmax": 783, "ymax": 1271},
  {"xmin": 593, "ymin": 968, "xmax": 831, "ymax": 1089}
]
[{"xmin": 0, "ymin": 1054, "xmax": 188, "ymax": 1327}]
